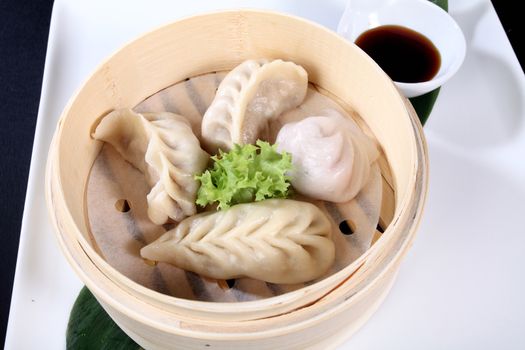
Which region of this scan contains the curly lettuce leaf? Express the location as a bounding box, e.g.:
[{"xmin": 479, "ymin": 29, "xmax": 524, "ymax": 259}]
[{"xmin": 195, "ymin": 140, "xmax": 292, "ymax": 210}]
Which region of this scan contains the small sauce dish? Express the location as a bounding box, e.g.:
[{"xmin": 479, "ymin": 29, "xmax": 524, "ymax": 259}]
[{"xmin": 337, "ymin": 0, "xmax": 466, "ymax": 97}]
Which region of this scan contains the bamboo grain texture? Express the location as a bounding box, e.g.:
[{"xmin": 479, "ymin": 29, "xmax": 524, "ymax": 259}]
[{"xmin": 45, "ymin": 10, "xmax": 427, "ymax": 350}]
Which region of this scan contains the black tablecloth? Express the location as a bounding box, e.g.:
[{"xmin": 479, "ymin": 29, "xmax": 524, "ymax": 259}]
[
  {"xmin": 1, "ymin": 0, "xmax": 54, "ymax": 346},
  {"xmin": 0, "ymin": 0, "xmax": 521, "ymax": 346}
]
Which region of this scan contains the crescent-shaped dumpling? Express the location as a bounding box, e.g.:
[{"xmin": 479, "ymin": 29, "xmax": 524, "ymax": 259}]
[
  {"xmin": 140, "ymin": 199, "xmax": 335, "ymax": 284},
  {"xmin": 93, "ymin": 108, "xmax": 209, "ymax": 224},
  {"xmin": 201, "ymin": 59, "xmax": 308, "ymax": 153}
]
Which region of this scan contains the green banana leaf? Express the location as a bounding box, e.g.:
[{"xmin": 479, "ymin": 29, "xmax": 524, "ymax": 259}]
[{"xmin": 67, "ymin": 287, "xmax": 142, "ymax": 349}]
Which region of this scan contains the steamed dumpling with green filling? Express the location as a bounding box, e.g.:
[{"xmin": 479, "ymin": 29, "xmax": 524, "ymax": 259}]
[
  {"xmin": 276, "ymin": 110, "xmax": 379, "ymax": 203},
  {"xmin": 201, "ymin": 59, "xmax": 308, "ymax": 154}
]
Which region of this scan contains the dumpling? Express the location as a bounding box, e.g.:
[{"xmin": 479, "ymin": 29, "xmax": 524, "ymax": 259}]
[
  {"xmin": 140, "ymin": 199, "xmax": 335, "ymax": 284},
  {"xmin": 201, "ymin": 59, "xmax": 308, "ymax": 154},
  {"xmin": 93, "ymin": 108, "xmax": 209, "ymax": 224},
  {"xmin": 276, "ymin": 110, "xmax": 379, "ymax": 203}
]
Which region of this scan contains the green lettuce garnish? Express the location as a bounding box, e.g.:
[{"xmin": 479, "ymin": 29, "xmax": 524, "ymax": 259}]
[{"xmin": 195, "ymin": 140, "xmax": 292, "ymax": 210}]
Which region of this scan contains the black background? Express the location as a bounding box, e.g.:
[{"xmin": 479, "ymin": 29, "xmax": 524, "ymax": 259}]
[{"xmin": 0, "ymin": 0, "xmax": 521, "ymax": 346}]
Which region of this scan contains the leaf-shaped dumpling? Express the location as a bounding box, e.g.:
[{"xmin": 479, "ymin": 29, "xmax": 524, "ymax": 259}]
[
  {"xmin": 93, "ymin": 108, "xmax": 209, "ymax": 224},
  {"xmin": 201, "ymin": 59, "xmax": 308, "ymax": 154},
  {"xmin": 140, "ymin": 199, "xmax": 335, "ymax": 284}
]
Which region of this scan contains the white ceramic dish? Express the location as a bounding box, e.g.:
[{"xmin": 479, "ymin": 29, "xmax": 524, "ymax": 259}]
[
  {"xmin": 6, "ymin": 0, "xmax": 525, "ymax": 349},
  {"xmin": 337, "ymin": 0, "xmax": 466, "ymax": 97}
]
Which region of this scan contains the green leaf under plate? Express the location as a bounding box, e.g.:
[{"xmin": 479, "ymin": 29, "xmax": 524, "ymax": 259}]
[
  {"xmin": 67, "ymin": 287, "xmax": 142, "ymax": 350},
  {"xmin": 409, "ymin": 87, "xmax": 441, "ymax": 126},
  {"xmin": 428, "ymin": 0, "xmax": 448, "ymax": 12}
]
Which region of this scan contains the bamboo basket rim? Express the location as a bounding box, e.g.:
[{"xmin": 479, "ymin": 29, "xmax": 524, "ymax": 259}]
[
  {"xmin": 45, "ymin": 100, "xmax": 427, "ymax": 339},
  {"xmin": 46, "ymin": 8, "xmax": 426, "ymax": 323}
]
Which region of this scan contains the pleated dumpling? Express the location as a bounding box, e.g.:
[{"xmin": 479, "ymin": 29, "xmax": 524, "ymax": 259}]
[
  {"xmin": 140, "ymin": 199, "xmax": 335, "ymax": 284},
  {"xmin": 276, "ymin": 110, "xmax": 379, "ymax": 203},
  {"xmin": 201, "ymin": 59, "xmax": 308, "ymax": 154},
  {"xmin": 93, "ymin": 108, "xmax": 209, "ymax": 224}
]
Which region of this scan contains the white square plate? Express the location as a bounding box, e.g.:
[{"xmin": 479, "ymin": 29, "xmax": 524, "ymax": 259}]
[{"xmin": 6, "ymin": 0, "xmax": 525, "ymax": 349}]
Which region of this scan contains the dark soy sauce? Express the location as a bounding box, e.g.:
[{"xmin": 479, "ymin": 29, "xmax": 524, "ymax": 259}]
[{"xmin": 355, "ymin": 25, "xmax": 441, "ymax": 83}]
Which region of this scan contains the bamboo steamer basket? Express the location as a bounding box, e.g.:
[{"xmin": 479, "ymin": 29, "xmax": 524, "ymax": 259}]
[{"xmin": 46, "ymin": 9, "xmax": 428, "ymax": 349}]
